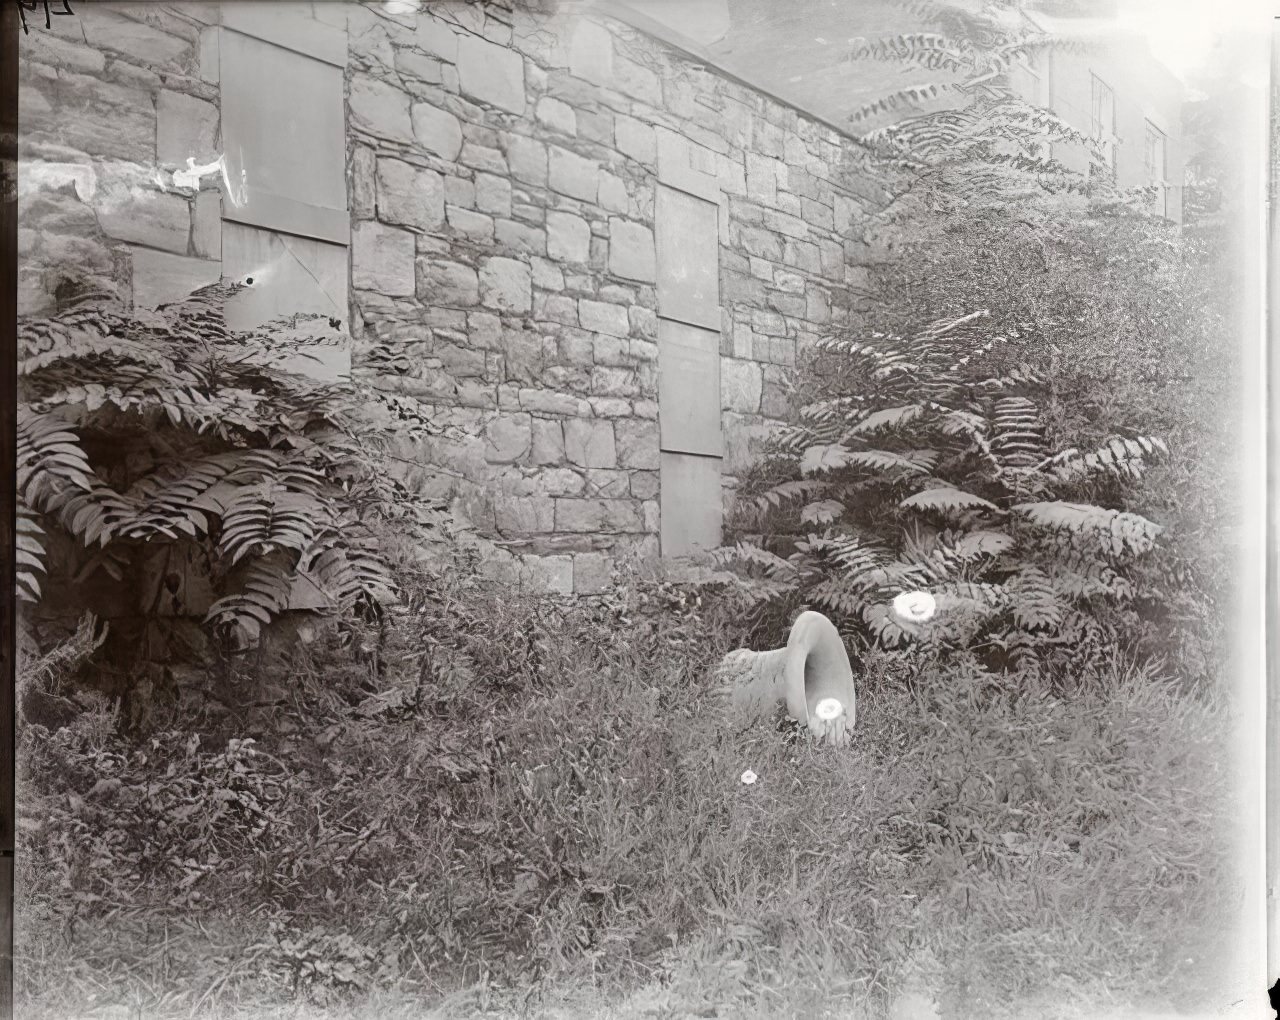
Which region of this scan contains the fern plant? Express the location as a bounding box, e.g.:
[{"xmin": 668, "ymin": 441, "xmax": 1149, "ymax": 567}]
[
  {"xmin": 17, "ymin": 281, "xmax": 450, "ymax": 657},
  {"xmin": 847, "ymin": 1, "xmax": 1156, "ymax": 211},
  {"xmin": 722, "ymin": 311, "xmax": 1174, "ymax": 675}
]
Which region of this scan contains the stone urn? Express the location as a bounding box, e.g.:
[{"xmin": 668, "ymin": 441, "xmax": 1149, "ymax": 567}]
[{"xmin": 715, "ymin": 610, "xmax": 856, "ymax": 746}]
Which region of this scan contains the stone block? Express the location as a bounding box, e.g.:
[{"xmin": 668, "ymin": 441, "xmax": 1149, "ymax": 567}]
[
  {"xmin": 615, "ymin": 115, "xmax": 656, "ymax": 165},
  {"xmin": 352, "ymin": 146, "xmax": 377, "ymax": 218},
  {"xmin": 411, "ymin": 103, "xmax": 463, "ymax": 160},
  {"xmin": 531, "ymin": 418, "xmax": 565, "ymax": 465},
  {"xmin": 598, "ymin": 171, "xmax": 630, "ymax": 215},
  {"xmin": 547, "ymin": 210, "xmax": 591, "ymax": 263},
  {"xmin": 353, "ymin": 222, "xmax": 415, "ymax": 296},
  {"xmin": 415, "ymin": 15, "xmax": 459, "ymax": 61},
  {"xmin": 532, "ymin": 256, "xmax": 565, "ymax": 291},
  {"xmin": 586, "ymin": 469, "xmax": 631, "ymax": 498},
  {"xmin": 564, "ymin": 418, "xmax": 616, "ymax": 468},
  {"xmin": 569, "ymin": 19, "xmax": 613, "ymax": 84},
  {"xmin": 459, "ymin": 143, "xmax": 507, "ymax": 174},
  {"xmin": 608, "ymin": 218, "xmax": 655, "ymax": 282},
  {"xmin": 495, "ymin": 219, "xmax": 546, "ymax": 256},
  {"xmin": 504, "ymin": 133, "xmax": 548, "ymax": 186},
  {"xmin": 556, "ymin": 497, "xmax": 640, "ymax": 533},
  {"xmin": 417, "ymin": 258, "xmax": 479, "ymax": 306},
  {"xmin": 615, "ymin": 419, "xmax": 660, "ymax": 470},
  {"xmin": 549, "ymin": 146, "xmax": 598, "ymax": 202},
  {"xmin": 156, "ymin": 91, "xmax": 219, "ymax": 167},
  {"xmin": 521, "ymin": 554, "xmax": 574, "ymax": 594},
  {"xmin": 476, "ymin": 173, "xmax": 512, "ymax": 216},
  {"xmin": 377, "ymin": 158, "xmax": 445, "ymax": 230},
  {"xmin": 457, "ymin": 33, "xmax": 526, "ymax": 115},
  {"xmin": 350, "ymin": 75, "xmax": 413, "ymax": 141},
  {"xmin": 536, "ymin": 96, "xmax": 577, "ymax": 136},
  {"xmin": 35, "ymin": 74, "xmax": 155, "ymax": 163},
  {"xmin": 578, "ymin": 300, "xmax": 629, "ymax": 338},
  {"xmin": 97, "ymin": 189, "xmax": 190, "ymax": 254},
  {"xmin": 612, "ymin": 55, "xmax": 661, "ymax": 106},
  {"xmin": 540, "ymin": 467, "xmax": 586, "ymax": 496},
  {"xmin": 447, "ymin": 206, "xmax": 495, "ymax": 241},
  {"xmin": 497, "ymin": 494, "xmax": 555, "ymax": 533},
  {"xmin": 630, "ymin": 470, "xmax": 659, "ymax": 500},
  {"xmin": 722, "ymin": 358, "xmax": 764, "ymax": 414},
  {"xmin": 573, "ymin": 552, "xmax": 613, "ymax": 594},
  {"xmin": 484, "ymin": 413, "xmax": 532, "ymax": 464},
  {"xmin": 480, "ymin": 257, "xmax": 532, "ymax": 313}
]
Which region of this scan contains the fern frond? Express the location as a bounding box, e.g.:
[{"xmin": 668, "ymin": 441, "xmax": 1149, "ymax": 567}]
[
  {"xmin": 16, "ymin": 503, "xmax": 46, "ymax": 602},
  {"xmin": 1038, "ymin": 435, "xmax": 1169, "ymax": 484},
  {"xmin": 802, "ymin": 445, "xmax": 936, "ymax": 477},
  {"xmin": 1012, "ymin": 501, "xmax": 1163, "ymax": 558},
  {"xmin": 218, "ymin": 483, "xmax": 327, "ymax": 565},
  {"xmin": 205, "ymin": 558, "xmax": 296, "ymax": 644},
  {"xmin": 899, "ymin": 486, "xmax": 1000, "ymax": 514}
]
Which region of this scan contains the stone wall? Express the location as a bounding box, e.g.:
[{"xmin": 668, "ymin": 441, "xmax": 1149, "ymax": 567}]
[
  {"xmin": 16, "ymin": 0, "xmax": 894, "ymax": 597},
  {"xmin": 345, "ymin": 1, "xmax": 890, "ymax": 593},
  {"xmin": 17, "ymin": 2, "xmax": 223, "ymax": 313}
]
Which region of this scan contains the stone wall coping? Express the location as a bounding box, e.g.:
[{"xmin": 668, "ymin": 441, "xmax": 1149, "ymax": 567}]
[{"xmin": 570, "ymin": 0, "xmax": 875, "ymax": 153}]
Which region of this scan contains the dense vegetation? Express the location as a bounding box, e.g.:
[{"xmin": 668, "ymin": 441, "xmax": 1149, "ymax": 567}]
[{"xmin": 15, "ymin": 6, "xmax": 1244, "ymax": 1018}]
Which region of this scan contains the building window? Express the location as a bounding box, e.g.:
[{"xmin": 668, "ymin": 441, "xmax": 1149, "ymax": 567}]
[{"xmin": 1090, "ymin": 73, "xmax": 1117, "ymax": 179}]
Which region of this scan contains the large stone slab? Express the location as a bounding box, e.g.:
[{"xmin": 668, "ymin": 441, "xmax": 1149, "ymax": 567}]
[
  {"xmin": 376, "ymin": 158, "xmax": 445, "ymax": 230},
  {"xmin": 457, "ymin": 33, "xmax": 527, "ymax": 115},
  {"xmin": 352, "ymin": 221, "xmax": 415, "ymax": 296},
  {"xmin": 660, "ymin": 452, "xmax": 722, "ymax": 556}
]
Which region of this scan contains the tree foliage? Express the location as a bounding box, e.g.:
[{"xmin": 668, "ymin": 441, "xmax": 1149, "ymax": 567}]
[
  {"xmin": 722, "ymin": 311, "xmax": 1184, "ymax": 677},
  {"xmin": 17, "ymin": 282, "xmax": 450, "ymax": 654}
]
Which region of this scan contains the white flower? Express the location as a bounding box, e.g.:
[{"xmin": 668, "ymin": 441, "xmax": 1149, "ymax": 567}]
[
  {"xmin": 814, "ymin": 698, "xmax": 844, "ymax": 721},
  {"xmin": 740, "ymin": 770, "xmax": 758, "ymax": 785},
  {"xmin": 893, "ymin": 590, "xmax": 937, "ymax": 622}
]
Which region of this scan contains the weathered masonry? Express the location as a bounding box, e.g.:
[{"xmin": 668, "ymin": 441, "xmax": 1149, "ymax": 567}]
[{"xmin": 17, "ymin": 1, "xmax": 892, "ymax": 593}]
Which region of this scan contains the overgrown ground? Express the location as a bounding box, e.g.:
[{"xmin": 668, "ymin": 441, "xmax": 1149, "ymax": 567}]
[{"xmin": 15, "ymin": 558, "xmax": 1240, "ymax": 1020}]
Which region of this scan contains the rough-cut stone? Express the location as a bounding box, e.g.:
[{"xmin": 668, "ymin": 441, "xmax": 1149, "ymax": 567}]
[
  {"xmin": 457, "ymin": 33, "xmax": 526, "ymax": 115},
  {"xmin": 353, "ymin": 222, "xmax": 415, "ymax": 296},
  {"xmin": 564, "ymin": 418, "xmax": 616, "ymax": 469},
  {"xmin": 573, "ymin": 552, "xmax": 613, "ymax": 594},
  {"xmin": 377, "ymin": 158, "xmax": 445, "ymax": 230},
  {"xmin": 415, "ymin": 15, "xmax": 459, "ymax": 61},
  {"xmin": 352, "ymin": 146, "xmax": 377, "ymax": 218},
  {"xmin": 350, "ymin": 75, "xmax": 413, "ymax": 141},
  {"xmin": 411, "ymin": 103, "xmax": 463, "ymax": 160},
  {"xmin": 531, "ymin": 418, "xmax": 565, "ymax": 465},
  {"xmin": 129, "ymin": 247, "xmax": 221, "ymax": 309},
  {"xmin": 418, "ymin": 257, "xmax": 479, "ymax": 306},
  {"xmin": 484, "ymin": 413, "xmax": 532, "ymax": 464},
  {"xmin": 546, "ymin": 210, "xmax": 590, "ymax": 263},
  {"xmin": 156, "ymin": 91, "xmax": 219, "ymax": 167},
  {"xmin": 615, "ymin": 115, "xmax": 656, "ymax": 165},
  {"xmin": 480, "ymin": 257, "xmax": 532, "ymax": 313},
  {"xmin": 569, "ymin": 20, "xmax": 613, "ymax": 84},
  {"xmin": 555, "ymin": 498, "xmax": 640, "ymax": 533},
  {"xmin": 578, "ymin": 300, "xmax": 629, "ymax": 338},
  {"xmin": 447, "ymin": 206, "xmax": 495, "ymax": 240},
  {"xmin": 97, "ymin": 189, "xmax": 190, "ymax": 254},
  {"xmin": 497, "ymin": 494, "xmax": 554, "ymax": 533},
  {"xmin": 493, "ymin": 219, "xmax": 544, "ymax": 256},
  {"xmin": 548, "ymin": 146, "xmax": 597, "ymax": 202},
  {"xmin": 598, "ymin": 172, "xmax": 629, "ymax": 215},
  {"xmin": 722, "ymin": 358, "xmax": 764, "ymax": 414},
  {"xmin": 608, "ymin": 219, "xmax": 655, "ymax": 282},
  {"xmin": 475, "ymin": 173, "xmax": 512, "ymax": 216},
  {"xmin": 615, "ymin": 419, "xmax": 660, "ymax": 470},
  {"xmin": 504, "ymin": 133, "xmax": 547, "ymax": 186},
  {"xmin": 535, "ymin": 96, "xmax": 576, "ymax": 135}
]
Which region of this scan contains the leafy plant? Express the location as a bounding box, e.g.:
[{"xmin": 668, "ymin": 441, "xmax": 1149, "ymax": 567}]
[
  {"xmin": 16, "ymin": 282, "xmax": 450, "ymax": 656},
  {"xmin": 723, "ymin": 311, "xmax": 1176, "ymax": 676},
  {"xmin": 846, "ymin": 2, "xmax": 1155, "ymax": 210}
]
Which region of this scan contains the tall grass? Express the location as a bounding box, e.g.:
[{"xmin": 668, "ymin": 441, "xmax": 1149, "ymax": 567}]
[{"xmin": 16, "ymin": 561, "xmax": 1237, "ymax": 1019}]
